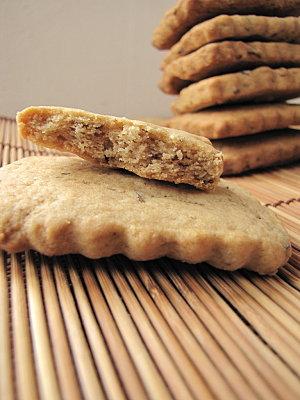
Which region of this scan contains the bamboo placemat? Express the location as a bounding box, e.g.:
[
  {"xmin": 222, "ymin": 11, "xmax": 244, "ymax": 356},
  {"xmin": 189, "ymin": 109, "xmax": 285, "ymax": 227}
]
[{"xmin": 0, "ymin": 116, "xmax": 299, "ymax": 400}]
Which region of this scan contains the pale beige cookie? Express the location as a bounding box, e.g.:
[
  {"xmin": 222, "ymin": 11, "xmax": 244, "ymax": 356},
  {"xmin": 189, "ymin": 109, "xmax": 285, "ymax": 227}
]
[
  {"xmin": 160, "ymin": 41, "xmax": 300, "ymax": 94},
  {"xmin": 213, "ymin": 129, "xmax": 300, "ymax": 175},
  {"xmin": 152, "ymin": 0, "xmax": 300, "ymax": 49},
  {"xmin": 0, "ymin": 156, "xmax": 291, "ymax": 274},
  {"xmin": 165, "ymin": 103, "xmax": 300, "ymax": 139},
  {"xmin": 172, "ymin": 67, "xmax": 300, "ymax": 114},
  {"xmin": 162, "ymin": 15, "xmax": 300, "ymax": 68},
  {"xmin": 17, "ymin": 106, "xmax": 223, "ymax": 191},
  {"xmin": 160, "ymin": 72, "xmax": 190, "ymax": 95}
]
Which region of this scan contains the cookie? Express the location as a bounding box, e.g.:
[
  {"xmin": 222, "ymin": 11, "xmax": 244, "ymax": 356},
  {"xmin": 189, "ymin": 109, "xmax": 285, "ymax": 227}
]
[
  {"xmin": 165, "ymin": 103, "xmax": 300, "ymax": 139},
  {"xmin": 213, "ymin": 129, "xmax": 300, "ymax": 175},
  {"xmin": 160, "ymin": 41, "xmax": 300, "ymax": 94},
  {"xmin": 159, "ymin": 74, "xmax": 189, "ymax": 95},
  {"xmin": 17, "ymin": 106, "xmax": 223, "ymax": 191},
  {"xmin": 172, "ymin": 67, "xmax": 300, "ymax": 114},
  {"xmin": 162, "ymin": 15, "xmax": 300, "ymax": 68},
  {"xmin": 152, "ymin": 0, "xmax": 300, "ymax": 49},
  {"xmin": 0, "ymin": 156, "xmax": 291, "ymax": 273}
]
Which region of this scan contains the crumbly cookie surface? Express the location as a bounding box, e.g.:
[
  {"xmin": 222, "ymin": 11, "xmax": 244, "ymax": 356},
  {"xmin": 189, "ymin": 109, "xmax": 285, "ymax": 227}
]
[
  {"xmin": 214, "ymin": 129, "xmax": 300, "ymax": 175},
  {"xmin": 162, "ymin": 15, "xmax": 300, "ymax": 68},
  {"xmin": 17, "ymin": 106, "xmax": 223, "ymax": 191},
  {"xmin": 172, "ymin": 67, "xmax": 300, "ymax": 114},
  {"xmin": 0, "ymin": 156, "xmax": 291, "ymax": 274},
  {"xmin": 152, "ymin": 0, "xmax": 300, "ymax": 49},
  {"xmin": 160, "ymin": 42, "xmax": 300, "ymax": 94},
  {"xmin": 164, "ymin": 103, "xmax": 300, "ymax": 139}
]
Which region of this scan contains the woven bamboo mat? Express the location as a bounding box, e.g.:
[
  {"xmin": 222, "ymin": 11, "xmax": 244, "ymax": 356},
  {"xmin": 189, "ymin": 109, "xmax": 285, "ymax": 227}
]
[{"xmin": 0, "ymin": 116, "xmax": 299, "ymax": 400}]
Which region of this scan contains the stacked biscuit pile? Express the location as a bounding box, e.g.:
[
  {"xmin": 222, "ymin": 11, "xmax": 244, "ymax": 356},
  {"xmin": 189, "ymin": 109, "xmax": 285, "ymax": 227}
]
[{"xmin": 152, "ymin": 0, "xmax": 300, "ymax": 175}]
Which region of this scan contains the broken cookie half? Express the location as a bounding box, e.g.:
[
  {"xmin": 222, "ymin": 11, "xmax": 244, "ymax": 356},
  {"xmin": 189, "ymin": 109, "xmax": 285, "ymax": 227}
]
[{"xmin": 17, "ymin": 106, "xmax": 223, "ymax": 190}]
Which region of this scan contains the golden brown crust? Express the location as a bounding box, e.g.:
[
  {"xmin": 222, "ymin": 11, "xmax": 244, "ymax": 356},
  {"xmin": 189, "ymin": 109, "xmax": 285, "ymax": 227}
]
[
  {"xmin": 160, "ymin": 41, "xmax": 300, "ymax": 94},
  {"xmin": 213, "ymin": 129, "xmax": 300, "ymax": 175},
  {"xmin": 0, "ymin": 156, "xmax": 291, "ymax": 273},
  {"xmin": 162, "ymin": 15, "xmax": 300, "ymax": 68},
  {"xmin": 17, "ymin": 106, "xmax": 223, "ymax": 191},
  {"xmin": 152, "ymin": 0, "xmax": 300, "ymax": 49},
  {"xmin": 164, "ymin": 103, "xmax": 300, "ymax": 139},
  {"xmin": 172, "ymin": 67, "xmax": 300, "ymax": 114}
]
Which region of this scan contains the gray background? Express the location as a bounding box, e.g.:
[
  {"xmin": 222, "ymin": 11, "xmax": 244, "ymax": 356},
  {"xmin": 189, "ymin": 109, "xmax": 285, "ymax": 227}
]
[{"xmin": 1, "ymin": 0, "xmax": 175, "ymax": 118}]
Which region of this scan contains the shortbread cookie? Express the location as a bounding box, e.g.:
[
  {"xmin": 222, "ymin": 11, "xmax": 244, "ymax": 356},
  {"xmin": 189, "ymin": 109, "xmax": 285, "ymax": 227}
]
[
  {"xmin": 165, "ymin": 103, "xmax": 300, "ymax": 139},
  {"xmin": 214, "ymin": 129, "xmax": 300, "ymax": 175},
  {"xmin": 160, "ymin": 41, "xmax": 300, "ymax": 94},
  {"xmin": 17, "ymin": 106, "xmax": 223, "ymax": 191},
  {"xmin": 159, "ymin": 74, "xmax": 189, "ymax": 95},
  {"xmin": 162, "ymin": 15, "xmax": 300, "ymax": 68},
  {"xmin": 152, "ymin": 0, "xmax": 300, "ymax": 49},
  {"xmin": 0, "ymin": 156, "xmax": 291, "ymax": 274},
  {"xmin": 172, "ymin": 67, "xmax": 300, "ymax": 114}
]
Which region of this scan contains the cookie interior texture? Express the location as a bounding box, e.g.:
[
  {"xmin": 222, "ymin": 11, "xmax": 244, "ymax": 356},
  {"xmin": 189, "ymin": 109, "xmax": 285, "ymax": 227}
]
[
  {"xmin": 0, "ymin": 156, "xmax": 291, "ymax": 274},
  {"xmin": 17, "ymin": 106, "xmax": 223, "ymax": 191}
]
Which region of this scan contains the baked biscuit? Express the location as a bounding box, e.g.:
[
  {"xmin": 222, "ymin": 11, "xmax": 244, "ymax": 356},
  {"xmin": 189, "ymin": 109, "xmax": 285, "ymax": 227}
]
[
  {"xmin": 162, "ymin": 15, "xmax": 300, "ymax": 68},
  {"xmin": 159, "ymin": 73, "xmax": 189, "ymax": 95},
  {"xmin": 213, "ymin": 129, "xmax": 300, "ymax": 175},
  {"xmin": 164, "ymin": 103, "xmax": 300, "ymax": 139},
  {"xmin": 0, "ymin": 156, "xmax": 291, "ymax": 274},
  {"xmin": 172, "ymin": 67, "xmax": 300, "ymax": 114},
  {"xmin": 160, "ymin": 42, "xmax": 300, "ymax": 94},
  {"xmin": 17, "ymin": 106, "xmax": 223, "ymax": 191},
  {"xmin": 152, "ymin": 0, "xmax": 300, "ymax": 49}
]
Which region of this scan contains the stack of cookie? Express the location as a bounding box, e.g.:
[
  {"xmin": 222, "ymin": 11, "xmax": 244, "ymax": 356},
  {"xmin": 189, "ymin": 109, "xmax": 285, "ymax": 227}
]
[{"xmin": 152, "ymin": 0, "xmax": 300, "ymax": 175}]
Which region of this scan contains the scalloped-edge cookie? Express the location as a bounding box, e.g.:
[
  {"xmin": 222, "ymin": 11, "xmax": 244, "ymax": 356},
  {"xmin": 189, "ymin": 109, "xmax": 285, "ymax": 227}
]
[
  {"xmin": 17, "ymin": 106, "xmax": 223, "ymax": 191},
  {"xmin": 152, "ymin": 0, "xmax": 300, "ymax": 49},
  {"xmin": 0, "ymin": 156, "xmax": 291, "ymax": 274}
]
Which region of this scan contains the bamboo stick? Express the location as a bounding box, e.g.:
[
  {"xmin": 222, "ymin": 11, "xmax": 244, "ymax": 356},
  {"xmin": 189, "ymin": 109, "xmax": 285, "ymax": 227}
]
[
  {"xmin": 178, "ymin": 265, "xmax": 300, "ymax": 399},
  {"xmin": 122, "ymin": 262, "xmax": 213, "ymax": 400},
  {"xmin": 95, "ymin": 260, "xmax": 172, "ymax": 400},
  {"xmin": 25, "ymin": 252, "xmax": 61, "ymax": 400},
  {"xmin": 0, "ymin": 251, "xmax": 14, "ymax": 400},
  {"xmin": 111, "ymin": 265, "xmax": 194, "ymax": 400},
  {"xmin": 81, "ymin": 264, "xmax": 148, "ymax": 400},
  {"xmin": 165, "ymin": 263, "xmax": 282, "ymax": 400},
  {"xmin": 136, "ymin": 265, "xmax": 239, "ymax": 400},
  {"xmin": 10, "ymin": 253, "xmax": 39, "ymax": 400},
  {"xmin": 53, "ymin": 258, "xmax": 105, "ymax": 400},
  {"xmin": 153, "ymin": 265, "xmax": 259, "ymax": 400},
  {"xmin": 40, "ymin": 256, "xmax": 82, "ymax": 400},
  {"xmin": 207, "ymin": 272, "xmax": 300, "ymax": 375},
  {"xmin": 67, "ymin": 257, "xmax": 126, "ymax": 400}
]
